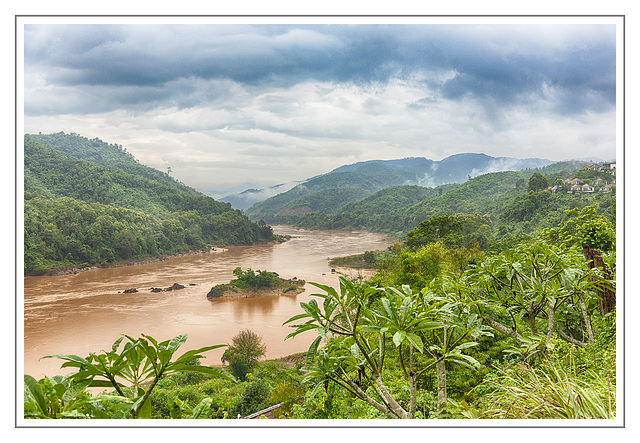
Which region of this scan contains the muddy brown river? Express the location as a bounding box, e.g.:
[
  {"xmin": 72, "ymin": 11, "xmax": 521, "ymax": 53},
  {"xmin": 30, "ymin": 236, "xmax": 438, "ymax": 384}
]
[{"xmin": 22, "ymin": 226, "xmax": 390, "ymax": 378}]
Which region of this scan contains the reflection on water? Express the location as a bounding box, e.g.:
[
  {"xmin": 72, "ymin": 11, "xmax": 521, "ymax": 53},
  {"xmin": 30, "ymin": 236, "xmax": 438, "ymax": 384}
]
[{"xmin": 23, "ymin": 226, "xmax": 390, "ymax": 377}]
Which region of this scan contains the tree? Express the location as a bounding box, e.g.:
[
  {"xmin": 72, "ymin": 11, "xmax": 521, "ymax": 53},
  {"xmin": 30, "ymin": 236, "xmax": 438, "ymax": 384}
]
[
  {"xmin": 221, "ymin": 329, "xmax": 267, "ymax": 381},
  {"xmin": 405, "ymin": 214, "xmax": 492, "ymax": 251},
  {"xmin": 284, "ymin": 277, "xmax": 486, "ymax": 418},
  {"xmin": 406, "ymin": 215, "xmax": 464, "ymax": 250},
  {"xmin": 423, "ymin": 272, "xmax": 494, "ymax": 409},
  {"xmin": 528, "ymin": 173, "xmax": 549, "ymax": 192},
  {"xmin": 540, "ymin": 205, "xmax": 616, "ymax": 254},
  {"xmin": 467, "ymin": 241, "xmax": 609, "ymax": 356},
  {"xmin": 231, "ymin": 378, "xmax": 272, "ymax": 418}
]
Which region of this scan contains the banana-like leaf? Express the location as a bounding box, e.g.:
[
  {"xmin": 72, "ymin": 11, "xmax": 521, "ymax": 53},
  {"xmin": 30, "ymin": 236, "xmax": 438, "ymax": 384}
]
[
  {"xmin": 189, "ymin": 398, "xmax": 214, "ymax": 419},
  {"xmin": 107, "ymin": 335, "xmax": 124, "ymax": 353},
  {"xmin": 447, "ymin": 352, "xmax": 481, "ymax": 369},
  {"xmin": 405, "ymin": 332, "xmax": 424, "ymax": 353},
  {"xmin": 41, "ymin": 353, "xmax": 89, "ymax": 367},
  {"xmin": 24, "ymin": 375, "xmax": 47, "ymax": 415},
  {"xmin": 167, "ymin": 334, "xmax": 189, "ymax": 353},
  {"xmin": 306, "ymin": 336, "xmax": 322, "ymax": 365},
  {"xmin": 283, "ymin": 312, "xmax": 311, "ymax": 325}
]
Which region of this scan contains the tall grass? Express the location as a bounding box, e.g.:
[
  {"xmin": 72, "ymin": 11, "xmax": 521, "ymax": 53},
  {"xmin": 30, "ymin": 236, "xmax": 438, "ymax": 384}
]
[{"xmin": 474, "ymin": 361, "xmax": 616, "ymax": 419}]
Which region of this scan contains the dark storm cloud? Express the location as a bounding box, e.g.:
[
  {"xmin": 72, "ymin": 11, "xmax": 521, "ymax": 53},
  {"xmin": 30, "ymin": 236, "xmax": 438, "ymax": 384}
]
[{"xmin": 24, "ymin": 23, "xmax": 616, "ymax": 117}]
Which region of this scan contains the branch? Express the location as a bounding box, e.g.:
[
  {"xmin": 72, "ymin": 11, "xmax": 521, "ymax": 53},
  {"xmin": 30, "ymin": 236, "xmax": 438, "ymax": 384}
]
[
  {"xmin": 482, "ymin": 316, "xmax": 525, "ymax": 346},
  {"xmin": 372, "ymin": 374, "xmax": 410, "ymax": 419},
  {"xmin": 342, "ymin": 376, "xmax": 399, "ymax": 419},
  {"xmin": 131, "ymin": 371, "xmax": 162, "ymax": 419},
  {"xmin": 556, "ymin": 328, "xmax": 589, "ymax": 347}
]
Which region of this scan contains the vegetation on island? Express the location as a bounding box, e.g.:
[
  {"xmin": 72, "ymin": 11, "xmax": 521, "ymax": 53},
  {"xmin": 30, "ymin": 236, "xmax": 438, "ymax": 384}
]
[
  {"xmin": 23, "ymin": 133, "xmax": 277, "ymax": 275},
  {"xmin": 206, "ymin": 267, "xmax": 305, "ymax": 299}
]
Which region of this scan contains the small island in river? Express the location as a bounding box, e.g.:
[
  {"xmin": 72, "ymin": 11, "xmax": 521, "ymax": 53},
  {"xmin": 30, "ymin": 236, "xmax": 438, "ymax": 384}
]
[{"xmin": 206, "ymin": 267, "xmax": 305, "ymax": 299}]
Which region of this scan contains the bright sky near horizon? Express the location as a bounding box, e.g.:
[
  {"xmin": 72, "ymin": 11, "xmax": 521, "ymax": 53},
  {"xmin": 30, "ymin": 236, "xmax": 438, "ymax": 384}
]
[{"xmin": 21, "ymin": 16, "xmax": 621, "ymax": 196}]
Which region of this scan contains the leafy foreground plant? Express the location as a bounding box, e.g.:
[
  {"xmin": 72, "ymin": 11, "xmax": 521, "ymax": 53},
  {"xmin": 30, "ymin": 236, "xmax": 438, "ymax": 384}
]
[
  {"xmin": 24, "ymin": 373, "xmax": 130, "ymax": 419},
  {"xmin": 25, "ymin": 333, "xmax": 235, "ymax": 419}
]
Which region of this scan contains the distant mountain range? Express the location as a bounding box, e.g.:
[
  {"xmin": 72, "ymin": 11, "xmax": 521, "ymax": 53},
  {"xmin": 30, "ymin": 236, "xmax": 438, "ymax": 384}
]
[
  {"xmin": 329, "ymin": 153, "xmax": 553, "ymax": 186},
  {"xmin": 222, "ymin": 153, "xmax": 553, "ymax": 210},
  {"xmin": 244, "ymin": 153, "xmax": 554, "ymax": 221}
]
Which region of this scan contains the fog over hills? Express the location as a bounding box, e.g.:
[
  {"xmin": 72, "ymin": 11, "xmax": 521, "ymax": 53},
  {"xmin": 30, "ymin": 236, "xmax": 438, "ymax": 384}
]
[{"xmin": 219, "ymin": 181, "xmax": 303, "ymax": 211}]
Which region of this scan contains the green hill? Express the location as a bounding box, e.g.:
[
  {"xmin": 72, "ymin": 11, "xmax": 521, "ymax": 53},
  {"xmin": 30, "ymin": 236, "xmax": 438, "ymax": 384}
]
[
  {"xmin": 246, "ymin": 164, "xmax": 417, "ymax": 221},
  {"xmin": 267, "ymin": 165, "xmax": 616, "ymax": 250},
  {"xmin": 245, "ymin": 154, "xmax": 559, "ymax": 223},
  {"xmin": 23, "ymin": 132, "xmax": 277, "ymax": 275}
]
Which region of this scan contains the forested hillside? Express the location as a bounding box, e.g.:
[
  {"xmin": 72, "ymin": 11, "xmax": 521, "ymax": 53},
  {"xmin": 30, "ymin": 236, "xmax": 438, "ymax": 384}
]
[
  {"xmin": 246, "ymin": 153, "xmax": 554, "ymax": 221},
  {"xmin": 23, "ymin": 133, "xmax": 277, "ymax": 275},
  {"xmin": 246, "ymin": 163, "xmax": 417, "ymax": 220},
  {"xmin": 259, "ymin": 163, "xmax": 616, "ymax": 253}
]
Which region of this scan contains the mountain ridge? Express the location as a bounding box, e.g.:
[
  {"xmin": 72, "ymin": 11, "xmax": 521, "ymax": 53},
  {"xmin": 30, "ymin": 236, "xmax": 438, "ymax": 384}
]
[{"xmin": 244, "ymin": 153, "xmax": 554, "ymax": 219}]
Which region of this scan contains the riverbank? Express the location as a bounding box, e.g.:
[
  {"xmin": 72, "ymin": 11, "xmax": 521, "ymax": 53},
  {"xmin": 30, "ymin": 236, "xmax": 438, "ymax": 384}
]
[
  {"xmin": 27, "ymin": 236, "xmax": 292, "ymax": 277},
  {"xmin": 24, "ymin": 226, "xmax": 393, "ymax": 378}
]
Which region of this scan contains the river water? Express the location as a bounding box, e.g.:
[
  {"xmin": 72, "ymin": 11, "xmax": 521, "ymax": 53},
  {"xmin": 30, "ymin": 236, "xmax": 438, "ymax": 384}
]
[{"xmin": 22, "ymin": 226, "xmax": 390, "ymax": 378}]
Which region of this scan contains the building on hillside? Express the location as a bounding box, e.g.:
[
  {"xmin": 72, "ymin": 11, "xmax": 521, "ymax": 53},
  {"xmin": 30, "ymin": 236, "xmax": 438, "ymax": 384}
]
[{"xmin": 581, "ymin": 183, "xmax": 595, "ymax": 193}]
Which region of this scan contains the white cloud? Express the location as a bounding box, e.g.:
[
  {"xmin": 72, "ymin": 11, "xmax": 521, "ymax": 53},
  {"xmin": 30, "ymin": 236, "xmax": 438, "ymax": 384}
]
[{"xmin": 21, "ymin": 21, "xmax": 619, "ymax": 195}]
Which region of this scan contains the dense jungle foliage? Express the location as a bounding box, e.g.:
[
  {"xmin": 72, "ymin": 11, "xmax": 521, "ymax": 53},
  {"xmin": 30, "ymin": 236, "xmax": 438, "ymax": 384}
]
[
  {"xmin": 23, "ymin": 133, "xmax": 277, "ymax": 275},
  {"xmin": 23, "ymin": 133, "xmax": 617, "ymax": 420},
  {"xmin": 25, "ymin": 192, "xmax": 617, "ymax": 420}
]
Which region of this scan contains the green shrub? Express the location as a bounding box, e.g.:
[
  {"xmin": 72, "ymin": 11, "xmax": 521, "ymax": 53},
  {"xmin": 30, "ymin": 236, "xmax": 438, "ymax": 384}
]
[{"xmin": 231, "ymin": 378, "xmax": 272, "ymax": 418}]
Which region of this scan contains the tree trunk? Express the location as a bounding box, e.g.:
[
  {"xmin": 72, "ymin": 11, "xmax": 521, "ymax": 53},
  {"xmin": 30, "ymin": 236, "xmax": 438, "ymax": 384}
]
[
  {"xmin": 556, "ymin": 328, "xmax": 589, "ymax": 347},
  {"xmin": 373, "ymin": 374, "xmax": 412, "ymax": 418},
  {"xmin": 582, "ymin": 243, "xmax": 615, "ymax": 315},
  {"xmin": 526, "ymin": 312, "xmax": 539, "ymax": 336},
  {"xmin": 436, "ymin": 359, "xmax": 447, "ymax": 410},
  {"xmin": 345, "ymin": 378, "xmax": 399, "ymax": 419},
  {"xmin": 546, "ymin": 301, "xmax": 555, "ymax": 344},
  {"xmin": 579, "ymin": 296, "xmax": 595, "ymax": 343},
  {"xmin": 408, "ymin": 373, "xmax": 417, "ymax": 418}
]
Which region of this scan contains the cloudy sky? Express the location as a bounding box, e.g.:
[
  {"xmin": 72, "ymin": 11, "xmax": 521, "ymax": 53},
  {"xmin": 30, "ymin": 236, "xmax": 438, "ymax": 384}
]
[{"xmin": 21, "ymin": 17, "xmax": 620, "ymax": 196}]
